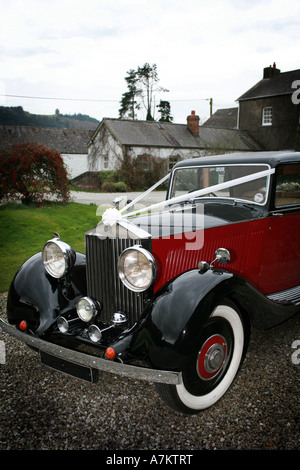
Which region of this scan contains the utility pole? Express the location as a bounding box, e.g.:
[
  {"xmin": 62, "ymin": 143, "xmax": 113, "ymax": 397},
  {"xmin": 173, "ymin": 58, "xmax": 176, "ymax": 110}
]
[{"xmin": 209, "ymin": 98, "xmax": 213, "ymax": 117}]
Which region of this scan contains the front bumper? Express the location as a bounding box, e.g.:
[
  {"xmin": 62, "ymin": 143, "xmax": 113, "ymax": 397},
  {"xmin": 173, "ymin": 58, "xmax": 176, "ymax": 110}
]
[{"xmin": 0, "ymin": 319, "xmax": 182, "ymax": 385}]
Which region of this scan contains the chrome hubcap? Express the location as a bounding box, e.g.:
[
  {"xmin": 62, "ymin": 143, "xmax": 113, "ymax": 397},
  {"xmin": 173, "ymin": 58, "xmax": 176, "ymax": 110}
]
[
  {"xmin": 204, "ymin": 344, "xmax": 225, "ymax": 373},
  {"xmin": 197, "ymin": 334, "xmax": 227, "ymax": 380}
]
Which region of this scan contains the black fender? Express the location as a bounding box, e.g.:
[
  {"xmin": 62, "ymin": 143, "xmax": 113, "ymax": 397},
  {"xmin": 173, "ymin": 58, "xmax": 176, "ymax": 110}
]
[
  {"xmin": 7, "ymin": 251, "xmax": 87, "ymax": 337},
  {"xmin": 111, "ymin": 268, "xmax": 296, "ymax": 370}
]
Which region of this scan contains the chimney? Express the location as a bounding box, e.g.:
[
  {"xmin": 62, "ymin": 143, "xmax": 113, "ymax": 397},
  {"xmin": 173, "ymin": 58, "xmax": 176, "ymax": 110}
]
[
  {"xmin": 187, "ymin": 110, "xmax": 200, "ymax": 136},
  {"xmin": 263, "ymin": 62, "xmax": 281, "ymax": 79}
]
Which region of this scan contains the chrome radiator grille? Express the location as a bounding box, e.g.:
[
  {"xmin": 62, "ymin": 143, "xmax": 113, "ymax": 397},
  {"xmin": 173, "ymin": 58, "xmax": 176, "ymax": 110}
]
[{"xmin": 85, "ymin": 233, "xmax": 145, "ymax": 324}]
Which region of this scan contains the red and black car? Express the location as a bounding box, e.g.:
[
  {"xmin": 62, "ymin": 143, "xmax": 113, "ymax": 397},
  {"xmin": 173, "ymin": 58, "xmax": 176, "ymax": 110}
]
[{"xmin": 1, "ymin": 151, "xmax": 299, "ymax": 413}]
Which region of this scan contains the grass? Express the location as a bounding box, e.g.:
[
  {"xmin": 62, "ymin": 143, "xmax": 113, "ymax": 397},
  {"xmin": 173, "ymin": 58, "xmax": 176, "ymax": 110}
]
[{"xmin": 0, "ymin": 202, "xmax": 104, "ymax": 292}]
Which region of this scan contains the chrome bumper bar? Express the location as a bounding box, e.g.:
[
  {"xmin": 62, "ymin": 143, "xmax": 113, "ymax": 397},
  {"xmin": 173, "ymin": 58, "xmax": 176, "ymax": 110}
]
[{"xmin": 0, "ymin": 319, "xmax": 182, "ymax": 385}]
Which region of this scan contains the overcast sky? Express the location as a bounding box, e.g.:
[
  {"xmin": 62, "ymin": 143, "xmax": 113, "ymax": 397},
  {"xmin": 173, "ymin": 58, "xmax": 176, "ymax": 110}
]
[{"xmin": 0, "ymin": 0, "xmax": 299, "ymax": 124}]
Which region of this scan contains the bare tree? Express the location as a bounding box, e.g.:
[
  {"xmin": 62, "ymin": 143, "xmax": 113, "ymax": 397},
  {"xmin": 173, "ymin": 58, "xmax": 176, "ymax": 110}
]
[{"xmin": 119, "ymin": 63, "xmax": 169, "ymax": 120}]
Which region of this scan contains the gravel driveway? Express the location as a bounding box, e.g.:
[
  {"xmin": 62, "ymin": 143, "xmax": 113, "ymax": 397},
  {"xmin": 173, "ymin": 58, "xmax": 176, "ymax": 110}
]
[{"xmin": 0, "ymin": 291, "xmax": 299, "ymax": 451}]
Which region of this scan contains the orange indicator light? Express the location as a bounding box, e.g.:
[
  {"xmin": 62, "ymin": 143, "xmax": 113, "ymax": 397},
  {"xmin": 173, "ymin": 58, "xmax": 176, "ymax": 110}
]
[
  {"xmin": 105, "ymin": 347, "xmax": 115, "ymax": 359},
  {"xmin": 19, "ymin": 320, "xmax": 27, "ymax": 331}
]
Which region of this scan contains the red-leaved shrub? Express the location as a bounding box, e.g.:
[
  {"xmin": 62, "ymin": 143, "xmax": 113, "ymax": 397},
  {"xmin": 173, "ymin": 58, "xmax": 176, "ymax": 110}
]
[{"xmin": 0, "ymin": 142, "xmax": 70, "ymax": 204}]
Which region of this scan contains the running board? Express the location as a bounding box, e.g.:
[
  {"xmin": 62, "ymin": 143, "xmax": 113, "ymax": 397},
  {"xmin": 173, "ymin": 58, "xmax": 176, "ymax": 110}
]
[{"xmin": 267, "ymin": 284, "xmax": 300, "ymax": 305}]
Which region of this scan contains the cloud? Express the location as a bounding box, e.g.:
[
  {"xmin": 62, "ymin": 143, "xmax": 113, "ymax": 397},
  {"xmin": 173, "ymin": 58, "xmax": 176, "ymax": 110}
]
[
  {"xmin": 1, "ymin": 0, "xmax": 300, "ymax": 122},
  {"xmin": 0, "ymin": 46, "xmax": 55, "ymax": 59}
]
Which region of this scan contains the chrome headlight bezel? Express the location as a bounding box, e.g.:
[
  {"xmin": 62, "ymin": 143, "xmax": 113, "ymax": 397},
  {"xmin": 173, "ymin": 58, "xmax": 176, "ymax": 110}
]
[
  {"xmin": 42, "ymin": 237, "xmax": 76, "ymax": 279},
  {"xmin": 118, "ymin": 245, "xmax": 157, "ymax": 292}
]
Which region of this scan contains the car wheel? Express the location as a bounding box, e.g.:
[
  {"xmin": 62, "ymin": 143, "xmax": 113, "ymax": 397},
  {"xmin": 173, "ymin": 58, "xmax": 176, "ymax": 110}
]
[{"xmin": 155, "ymin": 303, "xmax": 248, "ymax": 414}]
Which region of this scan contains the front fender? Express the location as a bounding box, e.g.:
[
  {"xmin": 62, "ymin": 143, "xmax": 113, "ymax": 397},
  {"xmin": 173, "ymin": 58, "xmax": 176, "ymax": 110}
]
[
  {"xmin": 132, "ymin": 269, "xmax": 235, "ymax": 369},
  {"xmin": 111, "ymin": 269, "xmax": 234, "ymax": 368},
  {"xmin": 114, "ymin": 267, "xmax": 296, "ymax": 370},
  {"xmin": 7, "ymin": 251, "xmax": 87, "ymax": 337}
]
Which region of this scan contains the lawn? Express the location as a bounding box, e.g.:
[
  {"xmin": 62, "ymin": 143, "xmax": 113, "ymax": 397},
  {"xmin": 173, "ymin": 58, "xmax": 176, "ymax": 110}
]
[{"xmin": 0, "ymin": 202, "xmax": 103, "ymax": 292}]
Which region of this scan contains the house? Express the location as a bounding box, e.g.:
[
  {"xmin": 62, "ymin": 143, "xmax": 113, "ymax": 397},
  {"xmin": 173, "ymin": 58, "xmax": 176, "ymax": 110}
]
[
  {"xmin": 202, "ymin": 107, "xmax": 238, "ymax": 129},
  {"xmin": 237, "ymin": 63, "xmax": 300, "ymax": 150},
  {"xmin": 88, "ymin": 111, "xmax": 262, "ymax": 174},
  {"xmin": 0, "ymin": 125, "xmax": 93, "ymax": 179}
]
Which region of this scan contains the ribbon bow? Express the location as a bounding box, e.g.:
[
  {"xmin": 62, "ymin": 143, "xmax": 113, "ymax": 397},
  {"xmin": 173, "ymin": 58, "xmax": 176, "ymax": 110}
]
[{"xmin": 101, "ymin": 207, "xmax": 122, "ymax": 227}]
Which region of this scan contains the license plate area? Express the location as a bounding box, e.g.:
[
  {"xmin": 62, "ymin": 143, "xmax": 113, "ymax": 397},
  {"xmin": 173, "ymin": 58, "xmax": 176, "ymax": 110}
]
[{"xmin": 40, "ymin": 351, "xmax": 98, "ymax": 383}]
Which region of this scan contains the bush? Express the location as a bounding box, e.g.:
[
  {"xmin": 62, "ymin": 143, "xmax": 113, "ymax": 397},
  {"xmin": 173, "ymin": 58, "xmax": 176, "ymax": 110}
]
[
  {"xmin": 0, "ymin": 142, "xmax": 70, "ymax": 204},
  {"xmin": 101, "ymin": 181, "xmax": 116, "ymax": 192},
  {"xmin": 101, "ymin": 181, "xmax": 127, "ymax": 192},
  {"xmin": 98, "ymin": 170, "xmax": 127, "ymax": 192},
  {"xmin": 98, "ymin": 170, "xmax": 119, "ymax": 185},
  {"xmin": 113, "ymin": 181, "xmax": 127, "ymax": 192}
]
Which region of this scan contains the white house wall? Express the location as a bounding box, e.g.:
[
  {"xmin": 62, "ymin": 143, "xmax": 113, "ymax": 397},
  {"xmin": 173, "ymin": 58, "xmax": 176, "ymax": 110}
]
[
  {"xmin": 62, "ymin": 145, "xmax": 235, "ymax": 179},
  {"xmin": 88, "ymin": 127, "xmax": 210, "ymax": 172},
  {"xmin": 88, "ymin": 126, "xmax": 122, "ymax": 171},
  {"xmin": 126, "ymin": 146, "xmax": 207, "ymax": 161}
]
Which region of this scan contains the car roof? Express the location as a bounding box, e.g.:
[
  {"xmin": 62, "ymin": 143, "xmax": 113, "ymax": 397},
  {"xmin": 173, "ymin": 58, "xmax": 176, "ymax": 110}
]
[{"xmin": 173, "ymin": 151, "xmax": 300, "ymax": 169}]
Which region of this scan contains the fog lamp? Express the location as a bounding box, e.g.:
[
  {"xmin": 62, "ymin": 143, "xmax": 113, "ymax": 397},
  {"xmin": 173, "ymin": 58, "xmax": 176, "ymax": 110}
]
[
  {"xmin": 76, "ymin": 297, "xmax": 97, "ymax": 322},
  {"xmin": 88, "ymin": 324, "xmax": 102, "ymax": 343},
  {"xmin": 57, "ymin": 316, "xmax": 69, "ymax": 333}
]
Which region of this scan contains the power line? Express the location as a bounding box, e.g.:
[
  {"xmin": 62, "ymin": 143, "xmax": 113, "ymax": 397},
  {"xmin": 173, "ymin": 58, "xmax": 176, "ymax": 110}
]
[
  {"xmin": 0, "ymin": 94, "xmax": 211, "ymax": 103},
  {"xmin": 0, "ymin": 93, "xmax": 214, "ymax": 117},
  {"xmin": 0, "ymin": 94, "xmax": 119, "ymax": 102},
  {"xmin": 169, "ymin": 98, "xmax": 211, "ymax": 102}
]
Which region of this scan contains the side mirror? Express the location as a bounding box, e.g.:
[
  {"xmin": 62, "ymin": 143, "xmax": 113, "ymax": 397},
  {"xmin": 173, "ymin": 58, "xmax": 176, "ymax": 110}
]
[
  {"xmin": 214, "ymin": 248, "xmax": 231, "ymax": 265},
  {"xmin": 198, "ymin": 248, "xmax": 231, "ymax": 274}
]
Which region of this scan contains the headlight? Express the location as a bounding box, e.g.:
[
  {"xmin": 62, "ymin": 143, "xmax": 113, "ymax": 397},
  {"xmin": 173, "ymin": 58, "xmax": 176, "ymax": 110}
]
[
  {"xmin": 42, "ymin": 237, "xmax": 75, "ymax": 278},
  {"xmin": 118, "ymin": 245, "xmax": 156, "ymax": 292}
]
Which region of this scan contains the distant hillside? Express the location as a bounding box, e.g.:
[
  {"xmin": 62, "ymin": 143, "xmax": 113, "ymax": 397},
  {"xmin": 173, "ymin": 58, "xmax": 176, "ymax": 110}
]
[{"xmin": 0, "ymin": 106, "xmax": 99, "ymax": 130}]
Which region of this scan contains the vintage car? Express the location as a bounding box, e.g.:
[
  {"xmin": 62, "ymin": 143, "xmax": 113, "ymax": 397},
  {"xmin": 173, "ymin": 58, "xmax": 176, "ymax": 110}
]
[{"xmin": 1, "ymin": 151, "xmax": 300, "ymax": 414}]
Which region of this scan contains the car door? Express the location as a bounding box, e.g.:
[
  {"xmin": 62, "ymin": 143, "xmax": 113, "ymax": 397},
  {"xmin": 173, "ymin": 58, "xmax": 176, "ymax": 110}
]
[{"xmin": 258, "ymin": 162, "xmax": 300, "ymax": 295}]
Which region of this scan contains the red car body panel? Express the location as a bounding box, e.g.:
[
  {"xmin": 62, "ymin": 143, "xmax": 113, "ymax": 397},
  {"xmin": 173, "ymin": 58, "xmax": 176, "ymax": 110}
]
[{"xmin": 152, "ymin": 212, "xmax": 300, "ymax": 295}]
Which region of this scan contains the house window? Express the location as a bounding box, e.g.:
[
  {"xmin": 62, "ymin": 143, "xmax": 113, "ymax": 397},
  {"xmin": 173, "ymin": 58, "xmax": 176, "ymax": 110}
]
[
  {"xmin": 103, "ymin": 156, "xmax": 109, "ymax": 169},
  {"xmin": 168, "ymin": 156, "xmax": 180, "ymax": 171},
  {"xmin": 262, "ymin": 107, "xmax": 272, "ymax": 126},
  {"xmin": 137, "ymin": 155, "xmax": 150, "ymax": 171}
]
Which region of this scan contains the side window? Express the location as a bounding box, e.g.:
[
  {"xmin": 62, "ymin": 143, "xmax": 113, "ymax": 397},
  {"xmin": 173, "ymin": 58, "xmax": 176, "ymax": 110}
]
[
  {"xmin": 168, "ymin": 156, "xmax": 180, "ymax": 171},
  {"xmin": 262, "ymin": 107, "xmax": 273, "ymax": 126},
  {"xmin": 137, "ymin": 155, "xmax": 150, "ymax": 171},
  {"xmin": 275, "ymin": 164, "xmax": 300, "ymax": 206},
  {"xmin": 103, "ymin": 156, "xmax": 109, "ymax": 169}
]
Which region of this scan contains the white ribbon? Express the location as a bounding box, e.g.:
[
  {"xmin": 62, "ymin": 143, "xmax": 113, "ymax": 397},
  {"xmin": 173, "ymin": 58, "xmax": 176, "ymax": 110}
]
[
  {"xmin": 101, "ymin": 167, "xmax": 275, "ymax": 225},
  {"xmin": 101, "ymin": 173, "xmax": 171, "ymax": 227},
  {"xmin": 125, "ymin": 167, "xmax": 275, "ymax": 218},
  {"xmin": 120, "ymin": 172, "xmax": 171, "ymax": 214}
]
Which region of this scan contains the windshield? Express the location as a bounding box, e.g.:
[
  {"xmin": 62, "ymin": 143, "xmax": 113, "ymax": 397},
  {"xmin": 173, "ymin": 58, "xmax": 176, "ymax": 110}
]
[{"xmin": 170, "ymin": 164, "xmax": 270, "ymax": 205}]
